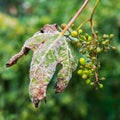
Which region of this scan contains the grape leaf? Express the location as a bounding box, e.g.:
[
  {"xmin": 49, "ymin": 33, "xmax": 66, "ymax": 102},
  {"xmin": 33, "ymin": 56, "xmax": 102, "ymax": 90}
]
[{"xmin": 6, "ymin": 24, "xmax": 78, "ymax": 107}]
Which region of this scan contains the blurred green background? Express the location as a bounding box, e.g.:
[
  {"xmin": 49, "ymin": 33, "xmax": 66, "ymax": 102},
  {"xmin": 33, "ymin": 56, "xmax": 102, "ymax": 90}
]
[{"xmin": 0, "ymin": 0, "xmax": 120, "ymax": 120}]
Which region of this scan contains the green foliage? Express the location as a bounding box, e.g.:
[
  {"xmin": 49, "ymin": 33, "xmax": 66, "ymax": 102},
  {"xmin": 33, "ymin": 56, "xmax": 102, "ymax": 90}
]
[{"xmin": 0, "ymin": 0, "xmax": 120, "ymax": 120}]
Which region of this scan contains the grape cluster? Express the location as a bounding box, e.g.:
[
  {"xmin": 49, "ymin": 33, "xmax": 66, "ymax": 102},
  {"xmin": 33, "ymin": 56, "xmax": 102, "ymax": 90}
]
[
  {"xmin": 77, "ymin": 57, "xmax": 93, "ymax": 84},
  {"xmin": 61, "ymin": 23, "xmax": 116, "ymax": 89}
]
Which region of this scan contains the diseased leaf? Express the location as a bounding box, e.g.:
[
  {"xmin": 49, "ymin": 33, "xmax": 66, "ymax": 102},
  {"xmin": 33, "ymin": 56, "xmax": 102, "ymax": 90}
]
[{"xmin": 6, "ymin": 24, "xmax": 78, "ymax": 107}]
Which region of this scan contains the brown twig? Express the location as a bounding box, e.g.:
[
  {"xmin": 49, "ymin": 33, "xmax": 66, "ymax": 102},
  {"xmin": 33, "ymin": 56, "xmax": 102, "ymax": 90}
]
[
  {"xmin": 95, "ymin": 71, "xmax": 99, "ymax": 90},
  {"xmin": 61, "ymin": 0, "xmax": 89, "ymax": 36},
  {"xmin": 90, "ymin": 0, "xmax": 100, "ymax": 88},
  {"xmin": 77, "ymin": 0, "xmax": 99, "ymax": 36},
  {"xmin": 89, "ymin": 0, "xmax": 99, "ymax": 41}
]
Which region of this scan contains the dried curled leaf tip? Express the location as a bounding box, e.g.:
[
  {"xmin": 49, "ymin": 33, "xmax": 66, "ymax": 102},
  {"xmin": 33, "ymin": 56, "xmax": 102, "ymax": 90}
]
[
  {"xmin": 33, "ymin": 97, "xmax": 47, "ymax": 108},
  {"xmin": 33, "ymin": 97, "xmax": 39, "ymax": 108}
]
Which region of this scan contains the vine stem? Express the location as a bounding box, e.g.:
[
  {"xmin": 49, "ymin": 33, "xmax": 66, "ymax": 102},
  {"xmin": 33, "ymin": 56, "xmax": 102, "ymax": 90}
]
[
  {"xmin": 89, "ymin": 0, "xmax": 99, "ymax": 40},
  {"xmin": 60, "ymin": 0, "xmax": 89, "ymax": 36},
  {"xmin": 95, "ymin": 71, "xmax": 99, "ymax": 90},
  {"xmin": 76, "ymin": 0, "xmax": 100, "ymax": 90},
  {"xmin": 77, "ymin": 0, "xmax": 99, "ymax": 35}
]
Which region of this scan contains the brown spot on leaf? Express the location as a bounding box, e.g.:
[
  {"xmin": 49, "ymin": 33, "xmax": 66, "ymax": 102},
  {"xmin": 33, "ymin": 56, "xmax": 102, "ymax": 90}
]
[
  {"xmin": 40, "ymin": 24, "xmax": 59, "ymax": 33},
  {"xmin": 32, "ymin": 87, "xmax": 46, "ymax": 107},
  {"xmin": 55, "ymin": 78, "xmax": 66, "ymax": 93},
  {"xmin": 42, "ymin": 41, "xmax": 45, "ymax": 44}
]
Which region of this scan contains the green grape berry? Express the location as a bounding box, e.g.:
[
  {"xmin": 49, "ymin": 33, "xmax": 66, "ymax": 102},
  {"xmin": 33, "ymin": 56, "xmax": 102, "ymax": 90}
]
[
  {"xmin": 86, "ymin": 79, "xmax": 91, "ymax": 84},
  {"xmin": 110, "ymin": 34, "xmax": 114, "ymax": 39},
  {"xmin": 82, "ymin": 74, "xmax": 87, "ymax": 80},
  {"xmin": 100, "ymin": 77, "xmax": 106, "ymax": 81},
  {"xmin": 88, "ymin": 36, "xmax": 92, "ymax": 41},
  {"xmin": 99, "ymin": 83, "xmax": 103, "ymax": 88},
  {"xmin": 79, "ymin": 57, "xmax": 86, "ymax": 65},
  {"xmin": 76, "ymin": 42, "xmax": 82, "ymax": 48},
  {"xmin": 96, "ymin": 47, "xmax": 102, "ymax": 53},
  {"xmin": 61, "ymin": 23, "xmax": 66, "ymax": 29},
  {"xmin": 102, "ymin": 41, "xmax": 107, "ymax": 45},
  {"xmin": 95, "ymin": 31, "xmax": 99, "ymax": 35},
  {"xmin": 90, "ymin": 82, "xmax": 94, "ymax": 86},
  {"xmin": 92, "ymin": 57, "xmax": 97, "ymax": 61},
  {"xmin": 88, "ymin": 70, "xmax": 93, "ymax": 76},
  {"xmin": 83, "ymin": 36, "xmax": 87, "ymax": 41},
  {"xmin": 86, "ymin": 42, "xmax": 91, "ymax": 45},
  {"xmin": 80, "ymin": 65, "xmax": 83, "ymax": 68},
  {"xmin": 105, "ymin": 46, "xmax": 110, "ymax": 51},
  {"xmin": 78, "ymin": 29, "xmax": 83, "ymax": 34},
  {"xmin": 105, "ymin": 39, "xmax": 109, "ymax": 44},
  {"xmin": 85, "ymin": 63, "xmax": 91, "ymax": 68},
  {"xmin": 77, "ymin": 69, "xmax": 83, "ymax": 75},
  {"xmin": 71, "ymin": 40, "xmax": 76, "ymax": 44},
  {"xmin": 103, "ymin": 34, "xmax": 109, "ymax": 39},
  {"xmin": 71, "ymin": 31, "xmax": 78, "ymax": 37},
  {"xmin": 111, "ymin": 46, "xmax": 116, "ymax": 50},
  {"xmin": 85, "ymin": 33, "xmax": 89, "ymax": 38},
  {"xmin": 89, "ymin": 46, "xmax": 94, "ymax": 51},
  {"xmin": 83, "ymin": 69, "xmax": 89, "ymax": 74}
]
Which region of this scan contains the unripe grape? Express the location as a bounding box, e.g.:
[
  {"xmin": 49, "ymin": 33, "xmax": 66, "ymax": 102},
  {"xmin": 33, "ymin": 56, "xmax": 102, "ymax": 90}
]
[
  {"xmin": 88, "ymin": 36, "xmax": 92, "ymax": 41},
  {"xmin": 89, "ymin": 47, "xmax": 94, "ymax": 51},
  {"xmin": 61, "ymin": 23, "xmax": 66, "ymax": 29},
  {"xmin": 80, "ymin": 66, "xmax": 83, "ymax": 68},
  {"xmin": 111, "ymin": 46, "xmax": 116, "ymax": 50},
  {"xmin": 85, "ymin": 63, "xmax": 91, "ymax": 68},
  {"xmin": 97, "ymin": 64, "xmax": 101, "ymax": 68},
  {"xmin": 76, "ymin": 42, "xmax": 82, "ymax": 48},
  {"xmin": 91, "ymin": 68, "xmax": 95, "ymax": 72},
  {"xmin": 95, "ymin": 31, "xmax": 99, "ymax": 35},
  {"xmin": 102, "ymin": 41, "xmax": 106, "ymax": 45},
  {"xmin": 100, "ymin": 77, "xmax": 106, "ymax": 81},
  {"xmin": 105, "ymin": 47, "xmax": 110, "ymax": 51},
  {"xmin": 92, "ymin": 57, "xmax": 97, "ymax": 61},
  {"xmin": 71, "ymin": 31, "xmax": 78, "ymax": 37},
  {"xmin": 82, "ymin": 74, "xmax": 87, "ymax": 80},
  {"xmin": 85, "ymin": 33, "xmax": 89, "ymax": 38},
  {"xmin": 96, "ymin": 47, "xmax": 102, "ymax": 53},
  {"xmin": 77, "ymin": 69, "xmax": 83, "ymax": 75},
  {"xmin": 81, "ymin": 48, "xmax": 87, "ymax": 53},
  {"xmin": 90, "ymin": 82, "xmax": 94, "ymax": 86},
  {"xmin": 105, "ymin": 39, "xmax": 109, "ymax": 44},
  {"xmin": 86, "ymin": 42, "xmax": 91, "ymax": 45},
  {"xmin": 88, "ymin": 70, "xmax": 93, "ymax": 76},
  {"xmin": 110, "ymin": 34, "xmax": 114, "ymax": 39},
  {"xmin": 79, "ymin": 58, "xmax": 86, "ymax": 65},
  {"xmin": 81, "ymin": 35, "xmax": 86, "ymax": 41},
  {"xmin": 78, "ymin": 29, "xmax": 83, "ymax": 34},
  {"xmin": 83, "ymin": 69, "xmax": 89, "ymax": 74},
  {"xmin": 103, "ymin": 34, "xmax": 109, "ymax": 39},
  {"xmin": 86, "ymin": 54, "xmax": 90, "ymax": 58},
  {"xmin": 86, "ymin": 79, "xmax": 91, "ymax": 84},
  {"xmin": 83, "ymin": 36, "xmax": 87, "ymax": 41},
  {"xmin": 99, "ymin": 83, "xmax": 103, "ymax": 88}
]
